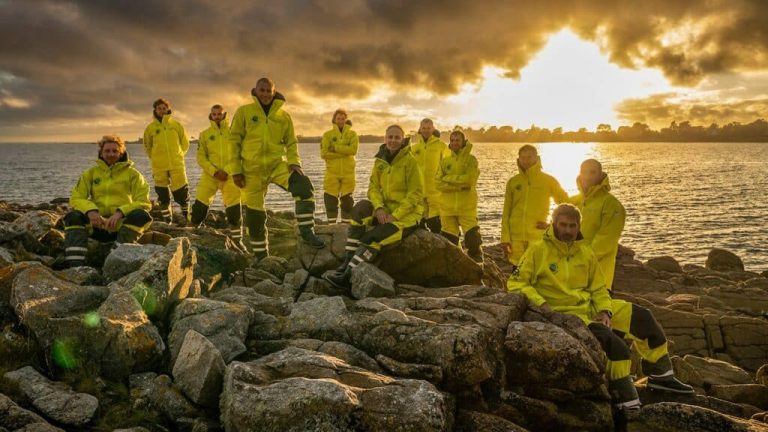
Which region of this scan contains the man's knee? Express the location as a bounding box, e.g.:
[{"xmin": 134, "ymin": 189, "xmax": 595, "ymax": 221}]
[
  {"xmin": 589, "ymin": 323, "xmax": 631, "ymax": 361},
  {"xmin": 351, "ymin": 200, "xmax": 374, "ymax": 223},
  {"xmin": 124, "ymin": 209, "xmax": 153, "ymax": 227},
  {"xmin": 63, "ymin": 211, "xmax": 88, "ymax": 227},
  {"xmin": 360, "ymin": 223, "xmax": 399, "ymax": 246},
  {"xmin": 288, "ymin": 172, "xmax": 314, "ymax": 200},
  {"xmin": 629, "ymin": 304, "xmax": 667, "ymax": 349}
]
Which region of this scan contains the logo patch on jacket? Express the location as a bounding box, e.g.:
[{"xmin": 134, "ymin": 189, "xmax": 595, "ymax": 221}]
[
  {"xmin": 155, "ymin": 129, "xmax": 160, "ymax": 135},
  {"xmin": 332, "ymin": 137, "xmax": 337, "ymax": 142},
  {"xmin": 94, "ymin": 177, "xmax": 101, "ymax": 185},
  {"xmin": 516, "ymin": 184, "xmax": 522, "ymax": 191},
  {"xmin": 251, "ymin": 116, "xmax": 258, "ymax": 123},
  {"xmin": 210, "ymin": 135, "xmax": 215, "ymax": 140},
  {"xmin": 549, "ymin": 263, "xmax": 558, "ymax": 273},
  {"xmin": 446, "ymin": 163, "xmax": 453, "ymax": 170}
]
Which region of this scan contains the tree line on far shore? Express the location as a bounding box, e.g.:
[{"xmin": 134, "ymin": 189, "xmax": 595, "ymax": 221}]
[{"xmin": 297, "ymin": 118, "xmax": 768, "ymax": 143}]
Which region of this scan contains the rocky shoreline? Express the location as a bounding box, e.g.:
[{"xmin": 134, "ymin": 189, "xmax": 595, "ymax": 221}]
[{"xmin": 0, "ymin": 199, "xmax": 766, "ymax": 431}]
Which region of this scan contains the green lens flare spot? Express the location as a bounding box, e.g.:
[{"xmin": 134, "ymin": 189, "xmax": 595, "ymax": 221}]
[
  {"xmin": 82, "ymin": 311, "xmax": 101, "ymax": 328},
  {"xmin": 131, "ymin": 282, "xmax": 158, "ymax": 315},
  {"xmin": 52, "ymin": 339, "xmax": 79, "ymax": 369}
]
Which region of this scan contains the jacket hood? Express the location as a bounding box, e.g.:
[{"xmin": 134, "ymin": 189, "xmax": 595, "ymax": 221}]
[
  {"xmin": 250, "ymin": 90, "xmax": 286, "ymax": 102},
  {"xmin": 209, "ymin": 118, "xmax": 230, "ymax": 130},
  {"xmin": 376, "ymin": 141, "xmax": 411, "ymax": 164},
  {"xmin": 250, "ymin": 91, "xmax": 286, "ymax": 116},
  {"xmin": 452, "ymin": 140, "xmax": 473, "ymax": 156},
  {"xmin": 517, "ymin": 156, "xmax": 542, "ymax": 175},
  {"xmin": 577, "ymin": 172, "xmax": 610, "ymax": 197}
]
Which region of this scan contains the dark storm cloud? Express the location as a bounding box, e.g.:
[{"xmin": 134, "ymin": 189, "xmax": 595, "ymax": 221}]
[
  {"xmin": 1, "ymin": 0, "xmax": 768, "ymax": 140},
  {"xmin": 615, "ymin": 93, "xmax": 768, "ymax": 127}
]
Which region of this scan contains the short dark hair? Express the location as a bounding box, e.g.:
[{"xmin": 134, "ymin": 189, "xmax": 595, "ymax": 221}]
[
  {"xmin": 153, "ymin": 98, "xmax": 170, "ymax": 109},
  {"xmin": 518, "ymin": 144, "xmax": 537, "ymax": 156},
  {"xmin": 552, "ymin": 203, "xmax": 581, "ymax": 224},
  {"xmin": 211, "ymin": 104, "xmax": 224, "ymax": 111}
]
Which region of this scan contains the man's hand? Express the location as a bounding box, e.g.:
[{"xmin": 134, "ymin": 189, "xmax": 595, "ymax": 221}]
[
  {"xmin": 105, "ymin": 211, "xmax": 124, "ymax": 231},
  {"xmin": 214, "ymin": 170, "xmax": 228, "ymax": 181},
  {"xmin": 288, "ymin": 164, "xmax": 304, "ymax": 175},
  {"xmin": 374, "ymin": 208, "xmax": 393, "ymax": 225},
  {"xmin": 595, "ymin": 311, "xmax": 612, "ymax": 328},
  {"xmin": 501, "ymin": 242, "xmax": 512, "ymax": 255},
  {"xmin": 87, "ymin": 210, "xmax": 105, "ymax": 229},
  {"xmin": 233, "ymin": 174, "xmax": 246, "ymax": 188},
  {"xmin": 536, "ymin": 221, "xmax": 549, "ymax": 229}
]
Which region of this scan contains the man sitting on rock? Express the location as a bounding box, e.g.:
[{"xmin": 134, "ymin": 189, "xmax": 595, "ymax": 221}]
[
  {"xmin": 63, "ymin": 135, "xmax": 153, "ymax": 267},
  {"xmin": 324, "ymin": 124, "xmax": 423, "ymax": 289},
  {"xmin": 507, "ymin": 203, "xmax": 693, "ymax": 409}
]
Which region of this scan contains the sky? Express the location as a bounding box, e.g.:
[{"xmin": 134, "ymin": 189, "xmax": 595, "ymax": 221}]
[{"xmin": 1, "ymin": 0, "xmax": 767, "ymax": 142}]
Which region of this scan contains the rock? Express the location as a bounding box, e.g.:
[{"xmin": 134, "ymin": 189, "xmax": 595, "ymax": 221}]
[
  {"xmin": 455, "ymin": 409, "xmax": 530, "ymax": 432},
  {"xmin": 168, "ymin": 298, "xmax": 252, "ymax": 364},
  {"xmin": 376, "ymin": 353, "xmax": 444, "ymax": 384},
  {"xmin": 114, "ymin": 237, "xmax": 196, "ymax": 319},
  {"xmin": 172, "ymin": 330, "xmax": 226, "ymax": 408},
  {"xmin": 0, "ymin": 220, "xmax": 26, "ymax": 242},
  {"xmin": 186, "ymin": 228, "xmax": 249, "ymax": 291},
  {"xmin": 720, "ymin": 315, "xmax": 768, "ymax": 371},
  {"xmin": 220, "ymin": 347, "xmax": 449, "ymax": 431},
  {"xmin": 757, "ymin": 364, "xmax": 768, "ymax": 385},
  {"xmin": 103, "ymin": 243, "xmax": 164, "ymax": 282},
  {"xmin": 634, "ymin": 402, "xmax": 768, "ymax": 431},
  {"xmin": 706, "ymin": 248, "xmax": 745, "ymax": 272},
  {"xmin": 647, "ymin": 256, "xmax": 684, "ymax": 273},
  {"xmin": 3, "ymin": 366, "xmax": 98, "ymax": 427},
  {"xmin": 11, "ymin": 210, "xmax": 58, "ymax": 240},
  {"xmin": 504, "ymin": 321, "xmax": 604, "ymax": 394},
  {"xmin": 709, "ymin": 385, "xmax": 768, "ymax": 410},
  {"xmin": 376, "ymin": 229, "xmax": 483, "ymax": 287},
  {"xmin": 674, "ymin": 355, "xmax": 755, "ymax": 388},
  {"xmin": 0, "ymin": 261, "xmax": 45, "ymax": 322},
  {"xmin": 56, "ymin": 266, "xmax": 103, "ymax": 286},
  {"xmin": 0, "ymin": 246, "xmax": 14, "ymax": 267},
  {"xmin": 143, "ymin": 374, "xmax": 198, "ymax": 422},
  {"xmin": 297, "ymin": 223, "xmax": 348, "ymax": 276},
  {"xmin": 0, "ymin": 393, "xmax": 64, "ymax": 432},
  {"xmin": 254, "ymin": 256, "xmax": 289, "ymax": 281},
  {"xmin": 11, "ymin": 266, "xmax": 109, "ymax": 347},
  {"xmin": 350, "ymin": 262, "xmax": 396, "ymax": 299}
]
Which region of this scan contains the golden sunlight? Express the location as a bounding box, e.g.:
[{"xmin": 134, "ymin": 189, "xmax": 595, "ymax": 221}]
[
  {"xmin": 537, "ymin": 142, "xmax": 597, "ymax": 194},
  {"xmin": 446, "ymin": 30, "xmax": 680, "ymax": 131}
]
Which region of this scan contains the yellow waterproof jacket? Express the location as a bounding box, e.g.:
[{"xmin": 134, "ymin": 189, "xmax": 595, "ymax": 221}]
[
  {"xmin": 321, "ymin": 122, "xmax": 358, "ymax": 178},
  {"xmin": 435, "ymin": 141, "xmax": 479, "ymax": 217},
  {"xmin": 501, "ymin": 158, "xmax": 568, "ymax": 243},
  {"xmin": 143, "ymin": 114, "xmax": 189, "ymax": 172},
  {"xmin": 410, "ymin": 133, "xmax": 449, "ymax": 206},
  {"xmin": 507, "ymin": 227, "xmax": 612, "ymax": 323},
  {"xmin": 70, "ymin": 153, "xmax": 151, "ymax": 217},
  {"xmin": 571, "ymin": 174, "xmax": 625, "ymax": 287},
  {"xmin": 197, "ymin": 120, "xmax": 234, "ymax": 177},
  {"xmin": 228, "ymin": 93, "xmax": 298, "ymax": 176},
  {"xmin": 369, "ymin": 144, "xmax": 423, "ymax": 225}
]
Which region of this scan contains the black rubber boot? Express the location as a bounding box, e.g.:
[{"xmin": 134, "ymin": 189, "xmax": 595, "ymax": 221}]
[
  {"xmin": 609, "ymin": 376, "xmax": 641, "ymax": 410},
  {"xmin": 62, "ymin": 211, "xmax": 89, "ymax": 268},
  {"xmin": 324, "ymin": 244, "xmax": 378, "ymax": 289},
  {"xmin": 323, "ymin": 192, "xmax": 339, "ymax": 223},
  {"xmin": 296, "ymin": 200, "xmax": 325, "ymax": 249},
  {"xmin": 225, "ymin": 204, "xmax": 246, "ymax": 250},
  {"xmin": 465, "ymin": 226, "xmax": 484, "ymax": 263},
  {"xmin": 155, "ymin": 186, "xmax": 172, "ymax": 223},
  {"xmin": 440, "ymin": 231, "xmax": 460, "ymax": 245},
  {"xmin": 424, "ymin": 216, "xmax": 441, "ymax": 233},
  {"xmin": 337, "ymin": 224, "xmax": 366, "ymax": 272},
  {"xmin": 245, "ymin": 207, "xmax": 268, "ymax": 261},
  {"xmin": 339, "ymin": 194, "xmax": 354, "ymax": 223},
  {"xmin": 172, "ymin": 184, "xmax": 190, "ymax": 225},
  {"xmin": 116, "ymin": 227, "xmax": 142, "ymax": 244},
  {"xmin": 644, "ymin": 355, "xmax": 694, "ymax": 394},
  {"xmin": 189, "ymin": 200, "xmax": 209, "ymax": 227}
]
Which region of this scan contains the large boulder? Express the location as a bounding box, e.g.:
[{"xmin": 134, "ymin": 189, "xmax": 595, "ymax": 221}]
[
  {"xmin": 185, "ymin": 227, "xmax": 249, "ymax": 292},
  {"xmin": 4, "ymin": 366, "xmax": 98, "ymax": 427},
  {"xmin": 103, "ymin": 243, "xmax": 164, "ymax": 282},
  {"xmin": 709, "ymin": 384, "xmax": 768, "ymax": 410},
  {"xmin": 647, "ymin": 256, "xmax": 683, "ymax": 273},
  {"xmin": 114, "ymin": 237, "xmax": 197, "ymax": 319},
  {"xmin": 0, "ymin": 392, "xmax": 63, "ymax": 432},
  {"xmin": 0, "ymin": 261, "xmax": 45, "ymax": 322},
  {"xmin": 168, "ymin": 298, "xmax": 252, "ymax": 364},
  {"xmin": 633, "ymin": 402, "xmax": 768, "ymax": 431},
  {"xmin": 220, "ymin": 347, "xmax": 450, "ymax": 431},
  {"xmin": 0, "ymin": 220, "xmax": 26, "ymax": 242},
  {"xmin": 706, "ymin": 248, "xmax": 745, "ymax": 272},
  {"xmin": 673, "ymin": 355, "xmax": 755, "ymax": 388},
  {"xmin": 720, "ymin": 315, "xmax": 768, "ymax": 371},
  {"xmin": 350, "ymin": 262, "xmax": 396, "ymax": 299},
  {"xmin": 297, "ymin": 223, "xmax": 347, "ymax": 276},
  {"xmin": 172, "ymin": 330, "xmax": 226, "ymax": 408},
  {"xmin": 11, "ymin": 210, "xmax": 58, "ymax": 241},
  {"xmin": 376, "ymin": 229, "xmax": 483, "ymax": 287}
]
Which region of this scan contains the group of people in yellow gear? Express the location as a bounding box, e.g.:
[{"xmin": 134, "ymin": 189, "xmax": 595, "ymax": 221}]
[{"xmin": 61, "ymin": 76, "xmax": 693, "ymax": 411}]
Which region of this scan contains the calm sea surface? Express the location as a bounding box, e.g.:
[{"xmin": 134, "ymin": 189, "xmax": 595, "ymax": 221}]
[{"xmin": 0, "ymin": 142, "xmax": 766, "ymax": 270}]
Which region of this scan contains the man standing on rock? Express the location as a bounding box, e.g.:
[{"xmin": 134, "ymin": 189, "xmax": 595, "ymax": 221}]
[
  {"xmin": 324, "ymin": 124, "xmax": 423, "ymax": 289},
  {"xmin": 571, "ymin": 158, "xmax": 624, "ymax": 289},
  {"xmin": 229, "ymin": 77, "xmax": 325, "ymax": 261},
  {"xmin": 143, "ymin": 98, "xmax": 190, "ymax": 224},
  {"xmin": 63, "ymin": 135, "xmax": 153, "ymax": 267},
  {"xmin": 410, "ymin": 118, "xmax": 448, "ymax": 233},
  {"xmin": 501, "ymin": 145, "xmax": 568, "ymax": 269},
  {"xmin": 189, "ymin": 104, "xmax": 244, "ymax": 248},
  {"xmin": 508, "ymin": 203, "xmax": 693, "ymax": 409}
]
